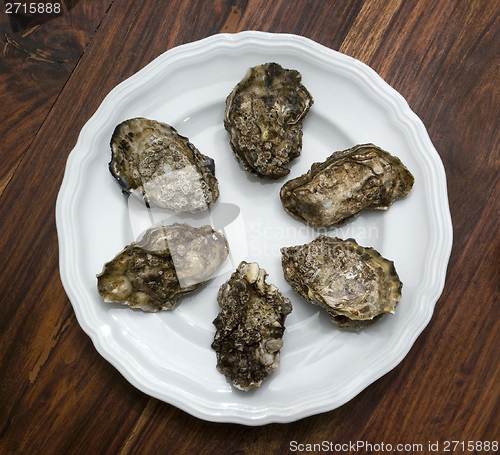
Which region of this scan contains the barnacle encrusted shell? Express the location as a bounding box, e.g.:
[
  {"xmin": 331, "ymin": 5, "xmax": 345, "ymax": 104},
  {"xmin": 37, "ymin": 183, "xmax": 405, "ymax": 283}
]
[
  {"xmin": 97, "ymin": 223, "xmax": 229, "ymax": 311},
  {"xmin": 224, "ymin": 62, "xmax": 313, "ymax": 179},
  {"xmin": 281, "ymin": 235, "xmax": 402, "ymax": 330},
  {"xmin": 280, "ymin": 143, "xmax": 415, "ymax": 227},
  {"xmin": 212, "ymin": 261, "xmax": 292, "ymax": 391},
  {"xmin": 109, "ymin": 117, "xmax": 219, "ymax": 211}
]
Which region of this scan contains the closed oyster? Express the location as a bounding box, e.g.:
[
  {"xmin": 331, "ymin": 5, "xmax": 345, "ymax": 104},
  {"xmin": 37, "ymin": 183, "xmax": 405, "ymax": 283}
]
[
  {"xmin": 109, "ymin": 117, "xmax": 219, "ymax": 211},
  {"xmin": 281, "ymin": 236, "xmax": 402, "ymax": 329},
  {"xmin": 97, "ymin": 223, "xmax": 229, "ymax": 311},
  {"xmin": 212, "ymin": 261, "xmax": 292, "ymax": 391},
  {"xmin": 224, "ymin": 62, "xmax": 313, "ymax": 179},
  {"xmin": 280, "ymin": 143, "xmax": 414, "ymax": 227}
]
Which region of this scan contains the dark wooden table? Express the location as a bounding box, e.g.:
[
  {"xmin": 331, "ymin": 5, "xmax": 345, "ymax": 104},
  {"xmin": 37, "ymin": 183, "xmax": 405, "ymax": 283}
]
[{"xmin": 1, "ymin": 1, "xmax": 499, "ymax": 454}]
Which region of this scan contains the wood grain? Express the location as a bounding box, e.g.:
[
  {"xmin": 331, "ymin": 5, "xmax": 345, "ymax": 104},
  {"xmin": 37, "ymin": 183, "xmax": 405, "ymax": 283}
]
[
  {"xmin": 0, "ymin": 0, "xmax": 498, "ymax": 453},
  {"xmin": 0, "ymin": 1, "xmax": 112, "ymax": 196}
]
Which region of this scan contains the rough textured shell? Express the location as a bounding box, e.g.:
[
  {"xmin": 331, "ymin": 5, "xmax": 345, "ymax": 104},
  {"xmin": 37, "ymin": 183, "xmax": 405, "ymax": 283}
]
[
  {"xmin": 212, "ymin": 261, "xmax": 292, "ymax": 391},
  {"xmin": 280, "ymin": 143, "xmax": 415, "ymax": 227},
  {"xmin": 224, "ymin": 62, "xmax": 313, "ymax": 179},
  {"xmin": 281, "ymin": 235, "xmax": 402, "ymax": 330},
  {"xmin": 97, "ymin": 223, "xmax": 229, "ymax": 311},
  {"xmin": 109, "ymin": 117, "xmax": 219, "ymax": 211}
]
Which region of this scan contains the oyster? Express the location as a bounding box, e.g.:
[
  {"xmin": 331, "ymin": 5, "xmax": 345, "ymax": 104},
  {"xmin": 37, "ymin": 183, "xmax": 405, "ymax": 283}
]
[
  {"xmin": 97, "ymin": 223, "xmax": 229, "ymax": 311},
  {"xmin": 224, "ymin": 62, "xmax": 313, "ymax": 179},
  {"xmin": 109, "ymin": 117, "xmax": 219, "ymax": 211},
  {"xmin": 280, "ymin": 143, "xmax": 414, "ymax": 227},
  {"xmin": 281, "ymin": 236, "xmax": 402, "ymax": 329},
  {"xmin": 212, "ymin": 261, "xmax": 292, "ymax": 391}
]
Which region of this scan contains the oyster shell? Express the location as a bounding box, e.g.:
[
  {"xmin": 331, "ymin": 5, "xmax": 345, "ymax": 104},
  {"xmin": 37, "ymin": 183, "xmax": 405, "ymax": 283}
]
[
  {"xmin": 97, "ymin": 223, "xmax": 229, "ymax": 311},
  {"xmin": 281, "ymin": 236, "xmax": 402, "ymax": 329},
  {"xmin": 224, "ymin": 62, "xmax": 313, "ymax": 179},
  {"xmin": 211, "ymin": 261, "xmax": 292, "ymax": 391},
  {"xmin": 109, "ymin": 117, "xmax": 219, "ymax": 211},
  {"xmin": 280, "ymin": 143, "xmax": 414, "ymax": 227}
]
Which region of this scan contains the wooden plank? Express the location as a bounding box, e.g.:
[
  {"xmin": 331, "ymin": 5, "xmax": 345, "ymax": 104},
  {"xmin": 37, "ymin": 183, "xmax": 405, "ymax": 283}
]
[{"xmin": 0, "ymin": 1, "xmax": 113, "ymax": 195}]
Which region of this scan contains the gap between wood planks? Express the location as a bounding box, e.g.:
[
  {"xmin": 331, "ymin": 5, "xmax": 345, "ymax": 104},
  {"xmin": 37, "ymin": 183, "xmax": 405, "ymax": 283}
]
[{"xmin": 119, "ymin": 398, "xmax": 161, "ymax": 455}]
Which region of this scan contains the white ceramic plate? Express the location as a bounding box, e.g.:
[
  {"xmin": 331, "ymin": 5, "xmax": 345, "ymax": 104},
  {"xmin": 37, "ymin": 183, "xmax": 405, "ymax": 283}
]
[{"xmin": 56, "ymin": 31, "xmax": 452, "ymax": 425}]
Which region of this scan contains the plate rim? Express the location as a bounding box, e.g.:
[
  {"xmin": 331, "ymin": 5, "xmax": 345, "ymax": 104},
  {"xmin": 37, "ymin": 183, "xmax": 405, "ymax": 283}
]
[{"xmin": 56, "ymin": 31, "xmax": 453, "ymax": 425}]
